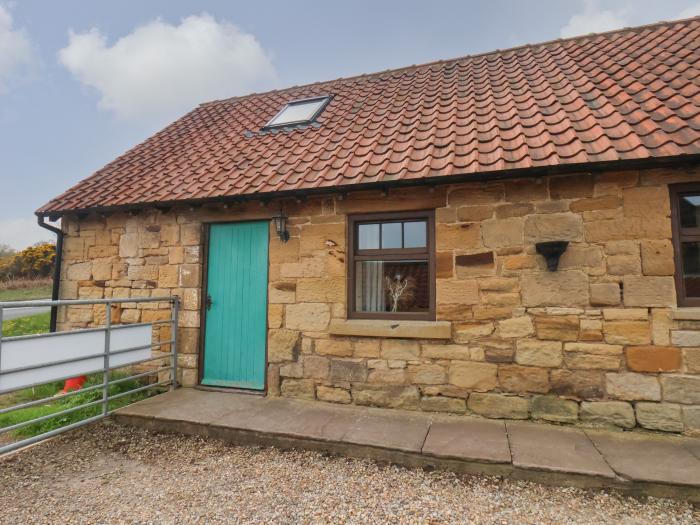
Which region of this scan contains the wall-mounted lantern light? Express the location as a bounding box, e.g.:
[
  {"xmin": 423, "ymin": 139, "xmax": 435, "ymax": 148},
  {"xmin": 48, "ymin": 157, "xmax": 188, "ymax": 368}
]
[
  {"xmin": 535, "ymin": 241, "xmax": 569, "ymax": 271},
  {"xmin": 272, "ymin": 207, "xmax": 289, "ymax": 242}
]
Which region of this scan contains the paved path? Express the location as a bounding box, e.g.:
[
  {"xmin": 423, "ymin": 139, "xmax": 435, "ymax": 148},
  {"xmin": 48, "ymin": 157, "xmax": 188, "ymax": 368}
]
[
  {"xmin": 1, "ymin": 305, "xmax": 50, "ymax": 321},
  {"xmin": 115, "ymin": 388, "xmax": 700, "ymax": 501}
]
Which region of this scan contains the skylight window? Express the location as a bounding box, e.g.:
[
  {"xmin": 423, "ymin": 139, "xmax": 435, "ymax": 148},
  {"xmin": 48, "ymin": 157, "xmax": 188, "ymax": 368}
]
[{"xmin": 265, "ymin": 96, "xmax": 330, "ymax": 128}]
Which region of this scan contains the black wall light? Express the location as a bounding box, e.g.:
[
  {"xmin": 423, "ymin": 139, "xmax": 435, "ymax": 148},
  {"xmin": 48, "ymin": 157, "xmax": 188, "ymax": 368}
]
[
  {"xmin": 272, "ymin": 206, "xmax": 289, "ymax": 242},
  {"xmin": 535, "ymin": 241, "xmax": 569, "ymax": 271}
]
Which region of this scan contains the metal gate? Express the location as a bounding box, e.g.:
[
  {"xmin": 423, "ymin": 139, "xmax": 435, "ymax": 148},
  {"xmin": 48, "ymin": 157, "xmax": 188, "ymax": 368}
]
[{"xmin": 0, "ymin": 296, "xmax": 179, "ymax": 454}]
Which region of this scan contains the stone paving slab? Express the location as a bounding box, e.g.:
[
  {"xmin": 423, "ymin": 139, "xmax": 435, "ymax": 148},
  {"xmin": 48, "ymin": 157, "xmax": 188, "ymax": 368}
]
[
  {"xmin": 342, "ymin": 410, "xmax": 432, "ymax": 453},
  {"xmin": 115, "ymin": 389, "xmax": 700, "ymax": 500},
  {"xmin": 586, "ymin": 430, "xmax": 700, "ymax": 486},
  {"xmin": 422, "ymin": 419, "xmax": 510, "ymax": 464},
  {"xmin": 506, "ymin": 421, "xmax": 615, "ymax": 478}
]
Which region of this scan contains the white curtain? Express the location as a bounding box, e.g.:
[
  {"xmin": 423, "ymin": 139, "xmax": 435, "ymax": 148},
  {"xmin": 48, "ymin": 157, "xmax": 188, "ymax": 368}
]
[{"xmin": 357, "ymin": 261, "xmax": 385, "ymax": 312}]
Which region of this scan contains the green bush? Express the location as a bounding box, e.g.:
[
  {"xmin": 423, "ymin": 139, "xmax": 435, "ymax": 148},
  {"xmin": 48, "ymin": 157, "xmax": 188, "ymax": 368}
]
[{"xmin": 0, "ymin": 243, "xmax": 55, "ymax": 281}]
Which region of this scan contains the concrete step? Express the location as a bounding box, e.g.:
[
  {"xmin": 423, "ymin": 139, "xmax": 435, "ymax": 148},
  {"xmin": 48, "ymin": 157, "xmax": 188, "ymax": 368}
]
[{"xmin": 114, "ymin": 388, "xmax": 700, "ymax": 502}]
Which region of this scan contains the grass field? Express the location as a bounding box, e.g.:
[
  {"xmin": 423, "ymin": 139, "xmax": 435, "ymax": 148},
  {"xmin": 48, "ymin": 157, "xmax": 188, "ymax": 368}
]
[
  {"xmin": 0, "ymin": 278, "xmax": 52, "ymax": 302},
  {"xmin": 2, "ymin": 311, "xmax": 51, "ymax": 336}
]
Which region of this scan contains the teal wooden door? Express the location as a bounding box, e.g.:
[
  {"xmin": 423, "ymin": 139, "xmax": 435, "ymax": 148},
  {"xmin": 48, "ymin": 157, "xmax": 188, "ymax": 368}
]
[{"xmin": 202, "ymin": 221, "xmax": 269, "ymax": 389}]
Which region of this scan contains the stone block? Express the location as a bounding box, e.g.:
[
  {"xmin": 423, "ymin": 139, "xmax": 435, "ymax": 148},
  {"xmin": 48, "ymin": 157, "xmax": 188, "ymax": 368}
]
[
  {"xmin": 569, "ymin": 195, "xmax": 621, "ymax": 212},
  {"xmin": 449, "ymin": 185, "xmax": 503, "ymax": 206},
  {"xmin": 606, "ymin": 373, "xmax": 660, "ymax": 401},
  {"xmin": 534, "ymin": 315, "xmax": 579, "ymax": 341},
  {"xmin": 603, "ymin": 320, "xmax": 651, "ymax": 345},
  {"xmin": 329, "ymin": 359, "xmax": 368, "ymax": 382},
  {"xmin": 67, "ymin": 262, "xmax": 92, "ymax": 281},
  {"xmin": 180, "ymin": 224, "xmax": 201, "ymax": 246},
  {"xmin": 422, "ymin": 344, "xmax": 471, "ymax": 360},
  {"xmin": 436, "ymin": 279, "xmax": 479, "ymax": 305},
  {"xmin": 524, "ymin": 213, "xmax": 583, "ymax": 243},
  {"xmin": 280, "ymin": 378, "xmax": 315, "ymax": 400},
  {"xmin": 453, "ymin": 322, "xmax": 494, "ymax": 343},
  {"xmin": 622, "ymin": 276, "xmax": 675, "ymax": 307},
  {"xmin": 622, "ymin": 186, "xmax": 670, "ymax": 218},
  {"xmin": 354, "ymin": 339, "xmax": 380, "ymax": 358},
  {"xmin": 482, "ymin": 218, "xmax": 524, "ymax": 248},
  {"xmin": 316, "ymin": 385, "xmax": 351, "ymax": 404},
  {"xmin": 285, "ymin": 303, "xmax": 330, "ymax": 331},
  {"xmin": 279, "ymin": 362, "xmax": 303, "ymax": 378},
  {"xmin": 497, "ymin": 316, "xmax": 534, "ymax": 338},
  {"xmin": 449, "ymin": 362, "xmax": 498, "ymax": 390},
  {"xmin": 351, "ymin": 385, "xmax": 420, "ymax": 410},
  {"xmin": 522, "ymin": 271, "xmax": 589, "ymax": 307},
  {"xmin": 635, "ymin": 402, "xmax": 683, "ymax": 432},
  {"xmin": 651, "ymin": 309, "xmax": 672, "ymax": 345},
  {"xmin": 683, "ymin": 348, "xmax": 700, "ymax": 373},
  {"xmin": 302, "ymin": 355, "xmax": 330, "ymax": 379},
  {"xmin": 179, "ymin": 264, "xmax": 200, "ymax": 288},
  {"xmin": 641, "ymin": 239, "xmax": 674, "ymax": 276},
  {"xmin": 580, "ymin": 401, "xmax": 635, "ymax": 428},
  {"xmin": 296, "ymin": 278, "xmax": 344, "ymax": 302},
  {"xmin": 550, "ymin": 174, "xmax": 593, "ymax": 199},
  {"xmin": 496, "ymin": 203, "xmax": 534, "ymax": 218},
  {"xmin": 436, "ymin": 251, "xmax": 454, "ymax": 278},
  {"xmin": 606, "ymin": 254, "xmax": 641, "ymax": 275},
  {"xmin": 558, "ymin": 245, "xmax": 604, "ymax": 270},
  {"xmin": 671, "ymin": 330, "xmax": 700, "ymax": 347},
  {"xmin": 436, "ymin": 223, "xmax": 481, "ymax": 250},
  {"xmin": 299, "ymin": 223, "xmax": 345, "ymax": 254},
  {"xmin": 498, "ymin": 364, "xmax": 549, "ymax": 393},
  {"xmin": 420, "ymin": 396, "xmax": 466, "ymax": 413},
  {"xmin": 602, "ymin": 308, "xmax": 648, "ymax": 320},
  {"xmin": 661, "ymin": 375, "xmax": 700, "ymax": 404},
  {"xmin": 515, "ymin": 340, "xmax": 563, "ymax": 367},
  {"xmin": 564, "ymin": 342, "xmax": 623, "ymax": 370},
  {"xmin": 467, "ymin": 393, "xmax": 529, "ymax": 419},
  {"xmin": 368, "ymin": 367, "xmax": 407, "ymax": 384},
  {"xmin": 590, "ymin": 283, "xmax": 621, "ymax": 306},
  {"xmin": 531, "ymin": 395, "xmax": 579, "ymax": 423},
  {"xmin": 625, "ymin": 346, "xmax": 681, "ymax": 372},
  {"xmin": 457, "ymin": 205, "xmax": 494, "ymax": 221},
  {"xmin": 315, "ymin": 339, "xmax": 353, "ymax": 357},
  {"xmin": 407, "ymin": 364, "xmax": 447, "ymax": 385},
  {"xmin": 504, "ymin": 179, "xmax": 548, "ymax": 202},
  {"xmin": 267, "ymin": 329, "xmax": 299, "ymax": 363},
  {"xmin": 579, "ymin": 319, "xmax": 603, "ymax": 341},
  {"xmin": 381, "ymin": 339, "xmax": 419, "ymax": 360},
  {"xmin": 268, "ymin": 304, "xmax": 284, "ymax": 329},
  {"xmin": 682, "ymin": 406, "xmax": 700, "ymax": 433},
  {"xmin": 119, "ymin": 233, "xmax": 139, "ymax": 257},
  {"xmin": 550, "ymin": 370, "xmax": 605, "ymax": 399}
]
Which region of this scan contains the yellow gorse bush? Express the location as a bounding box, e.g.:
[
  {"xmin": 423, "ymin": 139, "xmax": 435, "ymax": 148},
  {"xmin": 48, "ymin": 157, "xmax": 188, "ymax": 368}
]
[{"xmin": 0, "ymin": 243, "xmax": 55, "ymax": 281}]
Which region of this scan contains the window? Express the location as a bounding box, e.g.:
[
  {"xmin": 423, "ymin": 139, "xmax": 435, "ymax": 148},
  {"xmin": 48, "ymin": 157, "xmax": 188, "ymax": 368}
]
[
  {"xmin": 265, "ymin": 96, "xmax": 331, "ymax": 128},
  {"xmin": 671, "ymin": 183, "xmax": 700, "ymax": 306},
  {"xmin": 348, "ymin": 211, "xmax": 435, "ymax": 320}
]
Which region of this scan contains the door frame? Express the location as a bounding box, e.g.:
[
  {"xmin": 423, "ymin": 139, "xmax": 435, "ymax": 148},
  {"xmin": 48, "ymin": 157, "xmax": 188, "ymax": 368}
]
[{"xmin": 197, "ymin": 220, "xmax": 271, "ymax": 392}]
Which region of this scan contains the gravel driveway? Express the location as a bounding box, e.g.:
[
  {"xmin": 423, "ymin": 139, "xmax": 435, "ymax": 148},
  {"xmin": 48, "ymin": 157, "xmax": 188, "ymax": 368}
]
[{"xmin": 0, "ymin": 422, "xmax": 697, "ymax": 525}]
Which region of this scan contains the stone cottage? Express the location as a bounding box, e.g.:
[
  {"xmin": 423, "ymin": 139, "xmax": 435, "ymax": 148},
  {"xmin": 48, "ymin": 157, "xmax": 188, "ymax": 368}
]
[{"xmin": 38, "ymin": 18, "xmax": 700, "ymax": 434}]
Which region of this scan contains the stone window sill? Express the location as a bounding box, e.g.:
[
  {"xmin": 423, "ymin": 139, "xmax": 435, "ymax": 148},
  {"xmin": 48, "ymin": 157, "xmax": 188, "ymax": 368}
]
[
  {"xmin": 328, "ymin": 319, "xmax": 451, "ymax": 339},
  {"xmin": 671, "ymin": 308, "xmax": 700, "ymax": 320}
]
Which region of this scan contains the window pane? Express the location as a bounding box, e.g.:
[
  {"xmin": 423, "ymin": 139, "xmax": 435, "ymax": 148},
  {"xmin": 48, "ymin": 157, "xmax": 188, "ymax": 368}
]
[
  {"xmin": 358, "ymin": 224, "xmax": 379, "ymax": 249},
  {"xmin": 682, "ymin": 241, "xmax": 700, "ymax": 297},
  {"xmin": 381, "ymin": 222, "xmax": 402, "ymax": 249},
  {"xmin": 355, "ymin": 260, "xmax": 429, "ymax": 313},
  {"xmin": 403, "ymin": 220, "xmax": 427, "ymax": 248},
  {"xmin": 268, "ymin": 98, "xmax": 326, "ymax": 127},
  {"xmin": 680, "ymin": 194, "xmax": 700, "ymax": 228}
]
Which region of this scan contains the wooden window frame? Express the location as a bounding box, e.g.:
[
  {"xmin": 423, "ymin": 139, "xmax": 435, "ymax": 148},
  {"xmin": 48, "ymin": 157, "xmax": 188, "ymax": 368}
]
[
  {"xmin": 670, "ymin": 183, "xmax": 700, "ymax": 307},
  {"xmin": 347, "ymin": 210, "xmax": 436, "ymax": 321}
]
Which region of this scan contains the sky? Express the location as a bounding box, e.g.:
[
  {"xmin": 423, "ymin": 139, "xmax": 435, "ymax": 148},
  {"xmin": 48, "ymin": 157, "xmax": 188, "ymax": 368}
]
[{"xmin": 1, "ymin": 0, "xmax": 700, "ymax": 250}]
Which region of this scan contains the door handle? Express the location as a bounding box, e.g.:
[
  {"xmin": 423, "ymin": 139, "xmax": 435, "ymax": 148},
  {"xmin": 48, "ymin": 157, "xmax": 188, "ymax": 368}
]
[{"xmin": 205, "ymin": 294, "xmax": 213, "ymax": 311}]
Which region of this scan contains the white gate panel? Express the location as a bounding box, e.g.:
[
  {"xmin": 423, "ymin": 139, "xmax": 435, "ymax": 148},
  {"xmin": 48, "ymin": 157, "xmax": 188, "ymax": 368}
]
[{"xmin": 0, "ymin": 324, "xmax": 152, "ymax": 393}]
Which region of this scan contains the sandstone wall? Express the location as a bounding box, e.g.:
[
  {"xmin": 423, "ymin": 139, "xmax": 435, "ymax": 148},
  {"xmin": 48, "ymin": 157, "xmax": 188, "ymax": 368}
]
[{"xmin": 58, "ymin": 166, "xmax": 700, "ymax": 434}]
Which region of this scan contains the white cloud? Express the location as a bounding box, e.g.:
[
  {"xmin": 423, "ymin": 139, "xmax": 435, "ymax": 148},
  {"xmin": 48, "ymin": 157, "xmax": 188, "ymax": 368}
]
[
  {"xmin": 679, "ymin": 2, "xmax": 700, "ymax": 18},
  {"xmin": 560, "ymin": 1, "xmax": 628, "ymax": 38},
  {"xmin": 0, "ymin": 4, "xmax": 34, "ymax": 93},
  {"xmin": 58, "ymin": 13, "xmax": 276, "ymax": 125},
  {"xmin": 0, "ymin": 218, "xmax": 57, "ymax": 250}
]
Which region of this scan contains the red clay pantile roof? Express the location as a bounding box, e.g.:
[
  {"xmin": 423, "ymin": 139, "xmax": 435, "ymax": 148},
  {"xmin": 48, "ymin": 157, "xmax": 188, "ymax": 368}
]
[{"xmin": 39, "ymin": 17, "xmax": 700, "ymax": 215}]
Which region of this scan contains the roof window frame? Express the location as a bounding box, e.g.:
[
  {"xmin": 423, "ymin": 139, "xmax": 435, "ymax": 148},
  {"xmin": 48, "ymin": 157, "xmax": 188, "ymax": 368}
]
[{"xmin": 263, "ymin": 95, "xmax": 332, "ymax": 130}]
